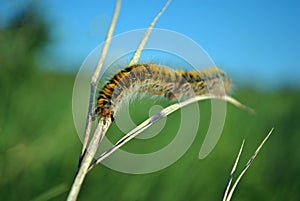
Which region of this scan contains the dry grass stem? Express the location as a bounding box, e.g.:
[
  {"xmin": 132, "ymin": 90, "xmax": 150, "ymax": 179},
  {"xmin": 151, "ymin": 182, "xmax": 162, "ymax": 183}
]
[
  {"xmin": 67, "ymin": 118, "xmax": 111, "ymax": 201},
  {"xmin": 128, "ymin": 0, "xmax": 171, "ymax": 66},
  {"xmin": 222, "ymin": 128, "xmax": 274, "ymax": 201},
  {"xmin": 80, "ymin": 0, "xmax": 121, "ymax": 158},
  {"xmin": 67, "ymin": 0, "xmax": 121, "ymax": 200},
  {"xmin": 89, "ymin": 95, "xmax": 253, "ymax": 170},
  {"xmin": 222, "ymin": 140, "xmax": 245, "ymax": 201}
]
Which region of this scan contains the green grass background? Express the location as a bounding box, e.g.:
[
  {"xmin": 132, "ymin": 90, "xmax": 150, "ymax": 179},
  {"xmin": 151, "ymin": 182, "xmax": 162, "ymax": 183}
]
[{"xmin": 1, "ymin": 6, "xmax": 300, "ymax": 201}]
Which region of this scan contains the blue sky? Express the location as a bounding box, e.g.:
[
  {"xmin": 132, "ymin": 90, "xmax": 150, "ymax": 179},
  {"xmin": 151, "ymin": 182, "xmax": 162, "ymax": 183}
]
[{"xmin": 2, "ymin": 0, "xmax": 300, "ymax": 89}]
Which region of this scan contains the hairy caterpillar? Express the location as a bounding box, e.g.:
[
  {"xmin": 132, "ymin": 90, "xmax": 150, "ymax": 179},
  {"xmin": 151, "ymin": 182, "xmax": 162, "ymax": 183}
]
[{"xmin": 96, "ymin": 63, "xmax": 231, "ymax": 121}]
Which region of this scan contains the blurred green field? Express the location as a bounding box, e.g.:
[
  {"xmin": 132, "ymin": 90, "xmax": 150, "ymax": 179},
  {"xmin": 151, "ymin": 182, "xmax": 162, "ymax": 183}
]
[
  {"xmin": 1, "ymin": 71, "xmax": 300, "ymax": 201},
  {"xmin": 1, "ymin": 6, "xmax": 300, "ymax": 201}
]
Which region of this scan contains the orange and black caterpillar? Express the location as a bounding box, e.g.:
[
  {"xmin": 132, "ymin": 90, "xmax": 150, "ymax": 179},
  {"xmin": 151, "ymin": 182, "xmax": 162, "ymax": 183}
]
[{"xmin": 96, "ymin": 63, "xmax": 231, "ymax": 121}]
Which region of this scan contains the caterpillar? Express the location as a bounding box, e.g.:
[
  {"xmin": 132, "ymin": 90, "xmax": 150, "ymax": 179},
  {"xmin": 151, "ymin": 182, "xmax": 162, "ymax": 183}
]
[{"xmin": 96, "ymin": 63, "xmax": 231, "ymax": 121}]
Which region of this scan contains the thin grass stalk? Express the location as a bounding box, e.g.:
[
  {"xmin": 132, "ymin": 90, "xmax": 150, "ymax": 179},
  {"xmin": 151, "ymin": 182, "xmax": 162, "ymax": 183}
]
[
  {"xmin": 223, "ymin": 128, "xmax": 274, "ymax": 201},
  {"xmin": 222, "ymin": 140, "xmax": 245, "ymax": 201},
  {"xmin": 128, "ymin": 0, "xmax": 171, "ymax": 66},
  {"xmin": 67, "ymin": 118, "xmax": 111, "ymax": 201},
  {"xmin": 80, "ymin": 0, "xmax": 121, "ymax": 158},
  {"xmin": 66, "ymin": 0, "xmax": 121, "ymax": 200},
  {"xmin": 89, "ymin": 95, "xmax": 253, "ymax": 170}
]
